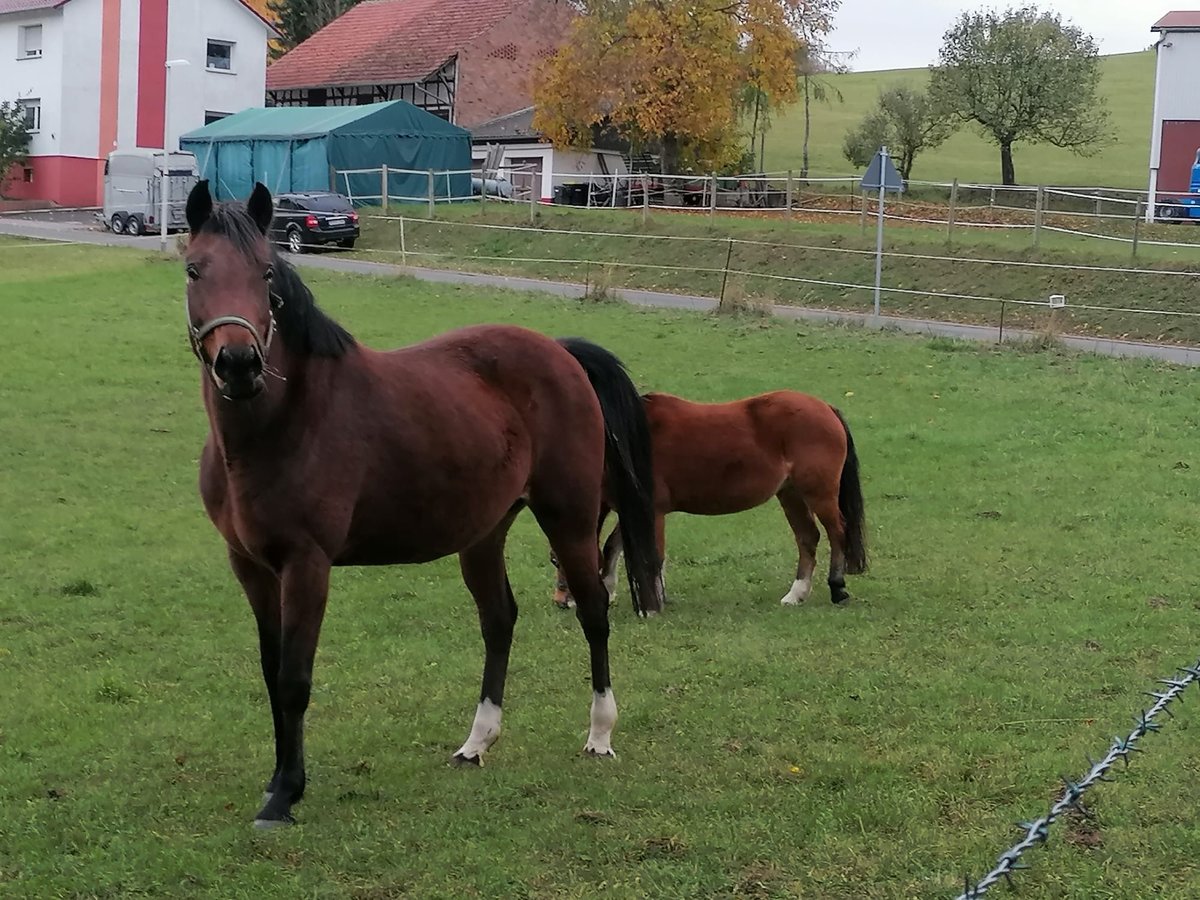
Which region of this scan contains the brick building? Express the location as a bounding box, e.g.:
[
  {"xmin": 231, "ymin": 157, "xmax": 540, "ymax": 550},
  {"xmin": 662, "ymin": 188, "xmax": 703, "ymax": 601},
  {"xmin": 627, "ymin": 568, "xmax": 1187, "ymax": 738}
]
[{"xmin": 265, "ymin": 0, "xmax": 575, "ymax": 128}]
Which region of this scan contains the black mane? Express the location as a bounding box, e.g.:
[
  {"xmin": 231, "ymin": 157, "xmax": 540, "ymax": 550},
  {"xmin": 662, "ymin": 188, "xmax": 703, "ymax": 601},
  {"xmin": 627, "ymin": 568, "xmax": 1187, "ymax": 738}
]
[{"xmin": 199, "ymin": 202, "xmax": 357, "ymax": 358}]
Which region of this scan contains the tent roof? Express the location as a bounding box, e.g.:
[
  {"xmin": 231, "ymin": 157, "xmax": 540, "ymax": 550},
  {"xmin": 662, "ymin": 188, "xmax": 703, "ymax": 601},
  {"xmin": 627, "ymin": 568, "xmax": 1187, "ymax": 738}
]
[{"xmin": 180, "ymin": 101, "xmax": 469, "ymax": 143}]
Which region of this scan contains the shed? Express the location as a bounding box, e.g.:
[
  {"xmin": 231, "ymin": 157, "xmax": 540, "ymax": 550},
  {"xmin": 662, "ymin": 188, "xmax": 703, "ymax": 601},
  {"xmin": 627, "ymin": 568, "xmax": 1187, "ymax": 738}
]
[{"xmin": 179, "ymin": 100, "xmax": 472, "ymax": 203}]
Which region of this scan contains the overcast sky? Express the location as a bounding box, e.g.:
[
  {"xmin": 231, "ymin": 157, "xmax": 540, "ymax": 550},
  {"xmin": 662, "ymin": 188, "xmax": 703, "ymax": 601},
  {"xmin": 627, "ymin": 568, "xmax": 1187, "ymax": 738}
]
[{"xmin": 830, "ymin": 1, "xmax": 1162, "ymax": 72}]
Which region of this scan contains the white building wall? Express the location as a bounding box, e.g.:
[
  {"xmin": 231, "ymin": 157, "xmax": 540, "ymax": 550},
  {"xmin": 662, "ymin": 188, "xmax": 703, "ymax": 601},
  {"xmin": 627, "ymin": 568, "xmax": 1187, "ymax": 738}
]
[
  {"xmin": 0, "ymin": 9, "xmax": 65, "ymax": 156},
  {"xmin": 1148, "ymin": 31, "xmax": 1200, "ymax": 169},
  {"xmin": 60, "ymin": 0, "xmax": 103, "ymax": 158},
  {"xmin": 166, "ymin": 0, "xmax": 271, "ymax": 150}
]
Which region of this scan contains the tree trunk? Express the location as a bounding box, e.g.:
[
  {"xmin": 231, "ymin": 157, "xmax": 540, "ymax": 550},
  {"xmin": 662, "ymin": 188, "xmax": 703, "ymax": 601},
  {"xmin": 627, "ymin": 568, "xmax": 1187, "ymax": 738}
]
[
  {"xmin": 661, "ymin": 133, "xmax": 682, "ymax": 176},
  {"xmin": 749, "ymin": 91, "xmax": 761, "ymax": 163},
  {"xmin": 759, "ymin": 124, "xmax": 766, "ymax": 172},
  {"xmin": 1000, "ymin": 141, "xmax": 1016, "ymax": 186},
  {"xmin": 801, "ymin": 74, "xmax": 812, "ymax": 179}
]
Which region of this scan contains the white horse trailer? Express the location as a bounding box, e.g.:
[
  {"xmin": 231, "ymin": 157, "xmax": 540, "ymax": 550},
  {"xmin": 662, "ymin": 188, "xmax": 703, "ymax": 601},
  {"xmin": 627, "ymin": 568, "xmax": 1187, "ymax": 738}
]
[{"xmin": 101, "ymin": 149, "xmax": 199, "ymax": 237}]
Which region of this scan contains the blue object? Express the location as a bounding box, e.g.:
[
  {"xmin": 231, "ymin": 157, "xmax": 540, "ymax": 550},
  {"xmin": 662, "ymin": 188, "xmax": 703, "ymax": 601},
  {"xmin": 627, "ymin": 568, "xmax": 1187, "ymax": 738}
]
[{"xmin": 860, "ymin": 149, "xmax": 904, "ymax": 193}]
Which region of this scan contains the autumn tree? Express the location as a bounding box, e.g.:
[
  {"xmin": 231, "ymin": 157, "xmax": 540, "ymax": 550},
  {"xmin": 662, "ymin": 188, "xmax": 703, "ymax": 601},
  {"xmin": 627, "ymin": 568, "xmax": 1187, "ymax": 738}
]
[
  {"xmin": 842, "ymin": 84, "xmax": 950, "ymax": 181},
  {"xmin": 535, "ymin": 1, "xmax": 839, "ymax": 174},
  {"xmin": 928, "ymin": 4, "xmax": 1110, "ymax": 185},
  {"xmin": 0, "ymin": 101, "xmax": 31, "ymax": 199},
  {"xmin": 267, "ymin": 0, "xmax": 361, "ymax": 56}
]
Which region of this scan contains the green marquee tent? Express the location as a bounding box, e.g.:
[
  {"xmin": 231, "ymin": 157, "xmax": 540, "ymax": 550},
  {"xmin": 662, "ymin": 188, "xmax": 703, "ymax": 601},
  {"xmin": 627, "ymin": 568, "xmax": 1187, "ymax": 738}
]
[{"xmin": 180, "ymin": 101, "xmax": 472, "ymax": 204}]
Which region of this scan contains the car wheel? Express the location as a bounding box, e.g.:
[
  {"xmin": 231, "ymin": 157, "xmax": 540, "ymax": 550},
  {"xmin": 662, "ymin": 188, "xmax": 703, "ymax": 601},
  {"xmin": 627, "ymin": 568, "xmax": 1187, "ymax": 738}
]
[
  {"xmin": 287, "ymin": 227, "xmax": 304, "ymax": 254},
  {"xmin": 125, "ymin": 214, "xmax": 144, "ymax": 236},
  {"xmin": 110, "ymin": 213, "xmax": 126, "ymax": 234}
]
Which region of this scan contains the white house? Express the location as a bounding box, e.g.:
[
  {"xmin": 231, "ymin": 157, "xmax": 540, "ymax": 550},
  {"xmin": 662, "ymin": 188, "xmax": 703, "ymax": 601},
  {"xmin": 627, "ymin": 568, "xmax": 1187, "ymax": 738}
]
[
  {"xmin": 0, "ymin": 0, "xmax": 275, "ymax": 207},
  {"xmin": 1146, "ymin": 10, "xmax": 1200, "ymax": 218}
]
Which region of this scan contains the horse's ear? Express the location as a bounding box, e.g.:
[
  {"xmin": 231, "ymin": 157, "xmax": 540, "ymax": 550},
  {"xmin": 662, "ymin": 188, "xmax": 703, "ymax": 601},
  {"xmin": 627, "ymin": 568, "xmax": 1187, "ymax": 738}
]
[
  {"xmin": 247, "ymin": 182, "xmax": 273, "ymax": 234},
  {"xmin": 186, "ymin": 180, "xmax": 213, "ymax": 235}
]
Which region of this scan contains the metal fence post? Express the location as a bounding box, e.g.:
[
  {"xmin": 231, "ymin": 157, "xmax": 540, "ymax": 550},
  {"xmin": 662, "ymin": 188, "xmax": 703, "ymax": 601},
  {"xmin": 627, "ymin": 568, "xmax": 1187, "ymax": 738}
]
[
  {"xmin": 786, "ymin": 169, "xmax": 794, "ymax": 221},
  {"xmin": 427, "ymin": 170, "xmax": 435, "ymax": 219},
  {"xmin": 381, "ymin": 164, "xmax": 389, "ymax": 211}
]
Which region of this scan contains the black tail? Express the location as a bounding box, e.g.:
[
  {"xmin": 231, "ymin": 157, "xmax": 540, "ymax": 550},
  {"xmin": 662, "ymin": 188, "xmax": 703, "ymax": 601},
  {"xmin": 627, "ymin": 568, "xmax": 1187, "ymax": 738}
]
[
  {"xmin": 831, "ymin": 407, "xmax": 868, "ymax": 575},
  {"xmin": 559, "ymin": 337, "xmax": 661, "ymax": 616}
]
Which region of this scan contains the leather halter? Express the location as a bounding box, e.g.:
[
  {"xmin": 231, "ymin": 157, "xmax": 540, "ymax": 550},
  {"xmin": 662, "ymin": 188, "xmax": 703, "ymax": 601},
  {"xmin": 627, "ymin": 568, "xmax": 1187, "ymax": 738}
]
[{"xmin": 185, "ymin": 290, "xmax": 279, "ymax": 370}]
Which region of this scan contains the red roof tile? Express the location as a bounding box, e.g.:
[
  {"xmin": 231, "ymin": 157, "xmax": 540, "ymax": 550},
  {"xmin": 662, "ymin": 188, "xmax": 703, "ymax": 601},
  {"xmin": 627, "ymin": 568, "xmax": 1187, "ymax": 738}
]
[
  {"xmin": 267, "ymin": 0, "xmax": 526, "ymax": 91},
  {"xmin": 1153, "ymin": 11, "xmax": 1200, "ymax": 31}
]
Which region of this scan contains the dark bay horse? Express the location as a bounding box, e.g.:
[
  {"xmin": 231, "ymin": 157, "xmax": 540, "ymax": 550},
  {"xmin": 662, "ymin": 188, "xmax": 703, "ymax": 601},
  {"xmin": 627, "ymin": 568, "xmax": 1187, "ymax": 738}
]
[
  {"xmin": 182, "ymin": 181, "xmax": 661, "ymax": 828},
  {"xmin": 554, "ymin": 390, "xmax": 867, "ymax": 609}
]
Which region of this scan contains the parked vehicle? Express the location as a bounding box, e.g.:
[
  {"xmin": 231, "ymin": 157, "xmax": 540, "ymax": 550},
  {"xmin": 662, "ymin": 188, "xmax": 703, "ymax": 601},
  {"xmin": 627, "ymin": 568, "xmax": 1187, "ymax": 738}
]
[
  {"xmin": 270, "ymin": 192, "xmax": 360, "ymax": 253},
  {"xmin": 1155, "ymin": 148, "xmax": 1200, "ymax": 222},
  {"xmin": 101, "ymin": 149, "xmax": 199, "ymax": 237}
]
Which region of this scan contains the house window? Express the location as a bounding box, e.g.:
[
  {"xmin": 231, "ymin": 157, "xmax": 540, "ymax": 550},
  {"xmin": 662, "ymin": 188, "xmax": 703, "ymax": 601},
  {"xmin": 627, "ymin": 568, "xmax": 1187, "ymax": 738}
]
[
  {"xmin": 19, "ymin": 98, "xmax": 41, "ymax": 132},
  {"xmin": 204, "ymin": 111, "xmax": 230, "ymax": 125},
  {"xmin": 19, "ymin": 24, "xmax": 42, "ymax": 59},
  {"xmin": 23, "ymin": 167, "xmax": 33, "ymax": 183},
  {"xmin": 206, "ymin": 39, "xmax": 234, "ymax": 72}
]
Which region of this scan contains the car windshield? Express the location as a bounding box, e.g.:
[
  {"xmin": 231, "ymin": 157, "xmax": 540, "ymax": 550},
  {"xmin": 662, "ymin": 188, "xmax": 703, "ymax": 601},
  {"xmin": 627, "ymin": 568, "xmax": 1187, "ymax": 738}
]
[{"xmin": 297, "ymin": 194, "xmax": 352, "ymax": 213}]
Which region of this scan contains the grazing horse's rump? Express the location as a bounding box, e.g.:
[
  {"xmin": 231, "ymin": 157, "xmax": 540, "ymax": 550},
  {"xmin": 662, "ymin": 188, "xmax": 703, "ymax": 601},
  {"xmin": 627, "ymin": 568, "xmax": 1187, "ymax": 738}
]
[
  {"xmin": 183, "ymin": 180, "xmax": 660, "ymax": 828},
  {"xmin": 553, "ymin": 389, "xmax": 868, "ymax": 609}
]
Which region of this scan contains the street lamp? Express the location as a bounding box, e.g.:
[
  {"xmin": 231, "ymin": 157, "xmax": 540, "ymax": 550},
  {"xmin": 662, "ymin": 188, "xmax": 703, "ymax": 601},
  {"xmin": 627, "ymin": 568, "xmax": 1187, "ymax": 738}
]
[{"xmin": 161, "ymin": 58, "xmax": 190, "ymax": 251}]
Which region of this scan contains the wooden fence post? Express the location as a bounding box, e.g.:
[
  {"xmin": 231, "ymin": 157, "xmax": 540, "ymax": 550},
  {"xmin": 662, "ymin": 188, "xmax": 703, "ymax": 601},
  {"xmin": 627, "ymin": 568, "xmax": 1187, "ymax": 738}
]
[
  {"xmin": 785, "ymin": 169, "xmax": 794, "ymax": 221},
  {"xmin": 427, "ymin": 170, "xmax": 435, "ymax": 219},
  {"xmin": 381, "ymin": 164, "xmax": 389, "ymax": 211},
  {"xmin": 642, "ymin": 176, "xmax": 649, "ymax": 226},
  {"xmin": 947, "ymin": 177, "xmax": 958, "ymax": 244},
  {"xmin": 1034, "ymin": 184, "xmax": 1044, "ymax": 248},
  {"xmin": 1132, "ymin": 201, "xmax": 1143, "ymax": 259},
  {"xmin": 709, "ymin": 173, "xmax": 717, "ymax": 219}
]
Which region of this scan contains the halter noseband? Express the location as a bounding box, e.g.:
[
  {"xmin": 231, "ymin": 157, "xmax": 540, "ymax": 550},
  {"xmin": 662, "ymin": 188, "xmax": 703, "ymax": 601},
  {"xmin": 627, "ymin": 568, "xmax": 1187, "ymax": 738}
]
[{"xmin": 185, "ymin": 291, "xmax": 280, "ymax": 371}]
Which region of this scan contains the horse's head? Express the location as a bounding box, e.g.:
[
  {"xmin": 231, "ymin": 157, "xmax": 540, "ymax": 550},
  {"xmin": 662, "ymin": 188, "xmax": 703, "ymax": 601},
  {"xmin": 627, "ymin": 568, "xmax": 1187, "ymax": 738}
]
[{"xmin": 183, "ymin": 180, "xmax": 279, "ymax": 401}]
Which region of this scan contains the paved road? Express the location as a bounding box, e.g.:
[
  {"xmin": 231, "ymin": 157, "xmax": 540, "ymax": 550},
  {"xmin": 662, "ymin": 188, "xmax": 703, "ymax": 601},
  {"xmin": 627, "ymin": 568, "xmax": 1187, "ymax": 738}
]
[{"xmin": 5, "ymin": 215, "xmax": 1200, "ymax": 367}]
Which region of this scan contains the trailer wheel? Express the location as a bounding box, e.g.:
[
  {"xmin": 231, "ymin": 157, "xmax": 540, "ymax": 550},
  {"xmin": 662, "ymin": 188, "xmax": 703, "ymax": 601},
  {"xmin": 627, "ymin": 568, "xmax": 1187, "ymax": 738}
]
[
  {"xmin": 125, "ymin": 214, "xmax": 145, "ymax": 236},
  {"xmin": 110, "ymin": 213, "xmax": 126, "ymax": 234}
]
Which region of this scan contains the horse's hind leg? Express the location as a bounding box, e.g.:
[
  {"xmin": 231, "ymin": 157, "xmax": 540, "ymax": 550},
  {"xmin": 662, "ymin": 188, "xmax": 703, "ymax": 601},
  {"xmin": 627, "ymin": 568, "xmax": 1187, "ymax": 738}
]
[
  {"xmin": 534, "ymin": 501, "xmax": 618, "ymax": 757},
  {"xmin": 454, "ymin": 512, "xmax": 521, "ymax": 766},
  {"xmin": 808, "ymin": 489, "xmax": 850, "ymax": 605},
  {"xmin": 777, "ymin": 485, "xmax": 820, "ymax": 605}
]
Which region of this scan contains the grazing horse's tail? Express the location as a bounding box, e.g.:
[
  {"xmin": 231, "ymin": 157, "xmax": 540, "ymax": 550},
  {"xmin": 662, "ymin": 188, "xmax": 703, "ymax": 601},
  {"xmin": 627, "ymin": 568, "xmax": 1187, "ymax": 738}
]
[
  {"xmin": 831, "ymin": 407, "xmax": 868, "ymax": 575},
  {"xmin": 558, "ymin": 338, "xmax": 661, "ymax": 617}
]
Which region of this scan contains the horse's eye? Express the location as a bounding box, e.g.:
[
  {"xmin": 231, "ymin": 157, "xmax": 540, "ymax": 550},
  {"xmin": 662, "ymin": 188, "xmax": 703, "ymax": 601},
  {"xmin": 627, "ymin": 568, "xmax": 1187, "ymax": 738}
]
[
  {"xmin": 185, "ymin": 264, "xmax": 200, "ymax": 282},
  {"xmin": 264, "ymin": 265, "xmax": 275, "ymax": 282}
]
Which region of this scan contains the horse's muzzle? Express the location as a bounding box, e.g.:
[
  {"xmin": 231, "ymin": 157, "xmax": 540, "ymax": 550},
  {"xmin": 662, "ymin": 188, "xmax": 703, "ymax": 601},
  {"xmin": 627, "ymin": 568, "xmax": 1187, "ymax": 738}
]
[{"xmin": 213, "ymin": 344, "xmax": 265, "ymax": 400}]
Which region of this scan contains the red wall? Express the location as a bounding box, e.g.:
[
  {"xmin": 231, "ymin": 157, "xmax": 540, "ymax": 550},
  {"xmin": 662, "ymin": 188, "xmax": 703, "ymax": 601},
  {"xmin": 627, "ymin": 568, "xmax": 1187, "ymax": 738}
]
[
  {"xmin": 136, "ymin": 0, "xmax": 169, "ymax": 149},
  {"xmin": 3, "ymin": 157, "xmax": 106, "ymax": 207},
  {"xmin": 1157, "ymin": 119, "xmax": 1200, "ymax": 198}
]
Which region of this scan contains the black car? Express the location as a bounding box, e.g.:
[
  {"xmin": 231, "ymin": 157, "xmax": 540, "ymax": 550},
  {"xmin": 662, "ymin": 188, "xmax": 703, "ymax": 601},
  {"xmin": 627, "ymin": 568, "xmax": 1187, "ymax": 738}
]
[{"xmin": 270, "ymin": 191, "xmax": 360, "ymax": 253}]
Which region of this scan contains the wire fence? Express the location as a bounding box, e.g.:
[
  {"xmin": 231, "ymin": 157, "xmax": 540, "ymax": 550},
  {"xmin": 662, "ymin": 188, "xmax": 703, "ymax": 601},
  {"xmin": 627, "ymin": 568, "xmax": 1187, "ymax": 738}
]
[
  {"xmin": 354, "ymin": 213, "xmax": 1200, "ymax": 348},
  {"xmin": 954, "ymin": 656, "xmax": 1200, "ymax": 898}
]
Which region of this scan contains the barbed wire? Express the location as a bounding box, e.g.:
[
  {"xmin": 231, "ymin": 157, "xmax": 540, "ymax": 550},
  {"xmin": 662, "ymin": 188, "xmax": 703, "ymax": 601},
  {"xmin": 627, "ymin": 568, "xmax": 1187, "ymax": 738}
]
[{"xmin": 954, "ymin": 656, "xmax": 1200, "ymax": 898}]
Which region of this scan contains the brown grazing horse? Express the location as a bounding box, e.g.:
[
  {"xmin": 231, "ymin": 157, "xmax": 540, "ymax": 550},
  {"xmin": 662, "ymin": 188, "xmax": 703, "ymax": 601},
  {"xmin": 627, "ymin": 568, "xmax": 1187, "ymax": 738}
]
[
  {"xmin": 183, "ymin": 181, "xmax": 661, "ymax": 828},
  {"xmin": 553, "ymin": 390, "xmax": 867, "ymax": 609}
]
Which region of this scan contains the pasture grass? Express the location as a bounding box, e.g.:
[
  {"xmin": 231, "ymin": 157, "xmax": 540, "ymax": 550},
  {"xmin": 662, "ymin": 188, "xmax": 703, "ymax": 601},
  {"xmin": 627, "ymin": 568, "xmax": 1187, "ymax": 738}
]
[
  {"xmin": 359, "ymin": 204, "xmax": 1200, "ymax": 347},
  {"xmin": 4, "ymin": 241, "xmax": 1200, "ymax": 898},
  {"xmin": 763, "ymin": 51, "xmax": 1155, "ymax": 189}
]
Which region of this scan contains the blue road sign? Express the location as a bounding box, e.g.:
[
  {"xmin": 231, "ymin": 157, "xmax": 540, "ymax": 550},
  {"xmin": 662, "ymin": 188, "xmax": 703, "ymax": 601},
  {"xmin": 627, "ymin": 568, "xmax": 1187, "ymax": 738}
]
[{"xmin": 861, "ymin": 149, "xmax": 904, "ymax": 193}]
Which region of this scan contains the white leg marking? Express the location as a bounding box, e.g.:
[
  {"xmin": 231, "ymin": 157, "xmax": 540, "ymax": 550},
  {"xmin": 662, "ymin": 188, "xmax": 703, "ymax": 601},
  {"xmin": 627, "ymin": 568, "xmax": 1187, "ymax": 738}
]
[
  {"xmin": 454, "ymin": 699, "xmax": 502, "ymax": 763},
  {"xmin": 584, "ymin": 688, "xmax": 618, "ymax": 757},
  {"xmin": 602, "ymin": 558, "xmax": 621, "ymax": 603},
  {"xmin": 780, "ymin": 575, "xmax": 812, "ymax": 606}
]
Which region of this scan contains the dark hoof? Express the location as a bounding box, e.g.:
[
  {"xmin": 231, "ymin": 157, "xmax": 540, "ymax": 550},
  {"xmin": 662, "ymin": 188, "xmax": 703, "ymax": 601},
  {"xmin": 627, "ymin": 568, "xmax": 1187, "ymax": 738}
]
[
  {"xmin": 450, "ymin": 752, "xmax": 483, "ymax": 768},
  {"xmin": 831, "ymin": 591, "xmax": 852, "ymax": 605}
]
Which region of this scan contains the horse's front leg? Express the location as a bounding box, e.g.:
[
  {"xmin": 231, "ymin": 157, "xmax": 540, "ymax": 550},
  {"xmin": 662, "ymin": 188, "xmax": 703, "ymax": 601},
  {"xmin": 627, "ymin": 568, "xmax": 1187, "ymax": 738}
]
[
  {"xmin": 228, "ymin": 550, "xmax": 284, "ymax": 804},
  {"xmin": 253, "ymin": 551, "xmax": 331, "ymax": 828}
]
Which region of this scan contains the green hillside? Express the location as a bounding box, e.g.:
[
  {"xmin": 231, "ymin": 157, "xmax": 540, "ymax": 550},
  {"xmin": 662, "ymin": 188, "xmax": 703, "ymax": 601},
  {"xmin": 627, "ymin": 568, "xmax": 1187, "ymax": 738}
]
[{"xmin": 763, "ymin": 51, "xmax": 1155, "ymax": 189}]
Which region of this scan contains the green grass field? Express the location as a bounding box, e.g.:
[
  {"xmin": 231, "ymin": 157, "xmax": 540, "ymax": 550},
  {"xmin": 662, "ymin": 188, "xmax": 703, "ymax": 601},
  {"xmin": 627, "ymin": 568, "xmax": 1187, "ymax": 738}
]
[
  {"xmin": 5, "ymin": 241, "xmax": 1200, "ymax": 898},
  {"xmin": 763, "ymin": 51, "xmax": 1155, "ymax": 189}
]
